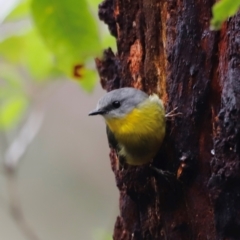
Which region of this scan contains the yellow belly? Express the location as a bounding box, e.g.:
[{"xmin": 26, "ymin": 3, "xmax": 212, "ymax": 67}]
[{"xmin": 105, "ymin": 97, "xmax": 165, "ymax": 165}]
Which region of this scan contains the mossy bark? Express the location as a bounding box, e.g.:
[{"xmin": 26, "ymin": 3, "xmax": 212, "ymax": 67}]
[{"xmin": 96, "ymin": 0, "xmax": 240, "ymax": 239}]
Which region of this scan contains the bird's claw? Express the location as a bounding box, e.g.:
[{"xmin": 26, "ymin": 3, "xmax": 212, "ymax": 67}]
[{"xmin": 165, "ymin": 107, "xmax": 182, "ymax": 118}]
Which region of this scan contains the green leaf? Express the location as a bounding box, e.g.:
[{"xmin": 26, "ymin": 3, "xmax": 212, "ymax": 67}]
[
  {"xmin": 87, "ymin": 0, "xmax": 117, "ymax": 51},
  {"xmin": 211, "ymin": 0, "xmax": 240, "ymax": 30},
  {"xmin": 4, "ymin": 0, "xmax": 31, "ymax": 22},
  {"xmin": 24, "ymin": 29, "xmax": 56, "ymax": 79},
  {"xmin": 87, "ymin": 0, "xmax": 103, "ymax": 9},
  {"xmin": 78, "ymin": 67, "xmax": 97, "ymax": 92},
  {"xmin": 0, "ymin": 65, "xmax": 28, "ymax": 130},
  {"xmin": 0, "ymin": 29, "xmax": 55, "ymax": 80},
  {"xmin": 31, "ymin": 0, "xmax": 101, "ymax": 79},
  {"xmin": 102, "ymin": 33, "xmax": 116, "ymax": 51},
  {"xmin": 0, "ymin": 95, "xmax": 28, "ymax": 130},
  {"xmin": 0, "ymin": 64, "xmax": 24, "ymax": 92}
]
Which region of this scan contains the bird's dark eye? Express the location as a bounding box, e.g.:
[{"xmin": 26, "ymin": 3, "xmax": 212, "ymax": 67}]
[{"xmin": 112, "ymin": 101, "xmax": 121, "ymax": 108}]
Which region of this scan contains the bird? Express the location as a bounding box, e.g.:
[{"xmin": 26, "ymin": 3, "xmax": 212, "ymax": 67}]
[{"xmin": 89, "ymin": 87, "xmax": 166, "ymax": 166}]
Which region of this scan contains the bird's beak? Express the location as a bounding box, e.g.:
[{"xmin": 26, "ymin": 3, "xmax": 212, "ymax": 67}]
[{"xmin": 88, "ymin": 109, "xmax": 105, "ymax": 116}]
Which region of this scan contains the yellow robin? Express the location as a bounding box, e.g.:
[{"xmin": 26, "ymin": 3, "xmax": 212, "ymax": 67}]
[{"xmin": 89, "ymin": 87, "xmax": 166, "ymax": 166}]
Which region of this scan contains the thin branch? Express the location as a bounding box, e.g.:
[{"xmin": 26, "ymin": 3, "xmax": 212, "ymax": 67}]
[
  {"xmin": 3, "ymin": 109, "xmax": 44, "ymax": 240},
  {"xmin": 1, "ymin": 81, "xmax": 62, "ymax": 240},
  {"xmin": 6, "ymin": 170, "xmax": 41, "ymax": 240},
  {"xmin": 4, "ymin": 110, "xmax": 44, "ymax": 170}
]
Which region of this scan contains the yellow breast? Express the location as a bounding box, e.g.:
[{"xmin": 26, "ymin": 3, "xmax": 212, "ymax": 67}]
[{"xmin": 105, "ymin": 95, "xmax": 166, "ymax": 165}]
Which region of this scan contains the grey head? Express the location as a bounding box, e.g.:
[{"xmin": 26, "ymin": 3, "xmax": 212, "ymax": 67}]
[{"xmin": 89, "ymin": 87, "xmax": 148, "ymax": 119}]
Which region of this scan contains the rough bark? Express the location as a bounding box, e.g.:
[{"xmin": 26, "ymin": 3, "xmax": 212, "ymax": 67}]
[{"xmin": 96, "ymin": 0, "xmax": 240, "ymax": 239}]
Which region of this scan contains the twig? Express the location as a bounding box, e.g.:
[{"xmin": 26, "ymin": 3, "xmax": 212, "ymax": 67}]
[
  {"xmin": 6, "ymin": 170, "xmax": 41, "ymax": 240},
  {"xmin": 4, "ymin": 110, "xmax": 44, "ymax": 170},
  {"xmin": 3, "ymin": 109, "xmax": 44, "ymax": 240},
  {"xmin": 1, "ymin": 81, "xmax": 62, "ymax": 240}
]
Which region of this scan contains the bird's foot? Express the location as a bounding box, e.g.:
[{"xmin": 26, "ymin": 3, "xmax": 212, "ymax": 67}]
[{"xmin": 165, "ymin": 107, "xmax": 182, "ymax": 118}]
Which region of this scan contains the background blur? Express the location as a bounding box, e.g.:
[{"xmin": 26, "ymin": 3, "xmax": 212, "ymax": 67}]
[{"xmin": 0, "ymin": 0, "xmax": 118, "ymax": 239}]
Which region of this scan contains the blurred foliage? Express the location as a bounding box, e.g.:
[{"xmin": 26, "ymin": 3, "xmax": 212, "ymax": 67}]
[
  {"xmin": 31, "ymin": 0, "xmax": 101, "ymax": 77},
  {"xmin": 211, "ymin": 0, "xmax": 240, "ymax": 30},
  {"xmin": 0, "ymin": 0, "xmax": 116, "ymax": 131},
  {"xmin": 93, "ymin": 229, "xmax": 112, "ymax": 240}
]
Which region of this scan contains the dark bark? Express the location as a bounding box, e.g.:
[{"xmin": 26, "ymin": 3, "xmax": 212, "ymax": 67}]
[{"xmin": 96, "ymin": 0, "xmax": 240, "ymax": 239}]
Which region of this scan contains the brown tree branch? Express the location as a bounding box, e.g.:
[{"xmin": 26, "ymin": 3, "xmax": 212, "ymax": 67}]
[{"xmin": 96, "ymin": 0, "xmax": 240, "ymax": 239}]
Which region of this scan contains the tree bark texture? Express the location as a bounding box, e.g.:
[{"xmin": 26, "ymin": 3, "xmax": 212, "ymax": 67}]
[{"xmin": 96, "ymin": 0, "xmax": 240, "ymax": 239}]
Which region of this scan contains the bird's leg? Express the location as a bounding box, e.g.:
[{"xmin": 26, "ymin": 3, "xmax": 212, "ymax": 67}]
[{"xmin": 165, "ymin": 107, "xmax": 182, "ymax": 118}]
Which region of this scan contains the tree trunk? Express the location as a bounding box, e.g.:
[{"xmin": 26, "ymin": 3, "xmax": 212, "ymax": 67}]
[{"xmin": 96, "ymin": 0, "xmax": 240, "ymax": 239}]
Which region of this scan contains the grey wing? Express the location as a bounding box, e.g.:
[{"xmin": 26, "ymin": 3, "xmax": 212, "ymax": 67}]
[
  {"xmin": 106, "ymin": 126, "xmax": 126, "ymax": 166},
  {"xmin": 106, "ymin": 126, "xmax": 118, "ymax": 149}
]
